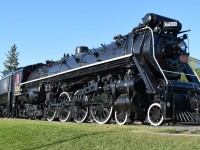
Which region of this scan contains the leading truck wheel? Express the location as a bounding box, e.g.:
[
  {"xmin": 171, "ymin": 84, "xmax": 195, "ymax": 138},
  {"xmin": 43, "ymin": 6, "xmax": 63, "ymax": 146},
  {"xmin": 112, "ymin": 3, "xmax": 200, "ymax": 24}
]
[
  {"xmin": 114, "ymin": 111, "xmax": 128, "ymax": 125},
  {"xmin": 147, "ymin": 103, "xmax": 164, "ymax": 126}
]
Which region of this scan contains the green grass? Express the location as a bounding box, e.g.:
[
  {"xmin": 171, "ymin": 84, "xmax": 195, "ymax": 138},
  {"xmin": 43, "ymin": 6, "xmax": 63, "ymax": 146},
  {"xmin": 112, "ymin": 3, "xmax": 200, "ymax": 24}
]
[{"xmin": 0, "ymin": 119, "xmax": 200, "ymax": 150}]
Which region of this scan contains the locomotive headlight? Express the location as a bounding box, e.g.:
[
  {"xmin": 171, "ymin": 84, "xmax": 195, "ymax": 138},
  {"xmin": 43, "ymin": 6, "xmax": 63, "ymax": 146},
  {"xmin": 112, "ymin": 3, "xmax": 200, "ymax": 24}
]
[
  {"xmin": 178, "ymin": 41, "xmax": 187, "ymax": 52},
  {"xmin": 171, "ymin": 40, "xmax": 187, "ymax": 55}
]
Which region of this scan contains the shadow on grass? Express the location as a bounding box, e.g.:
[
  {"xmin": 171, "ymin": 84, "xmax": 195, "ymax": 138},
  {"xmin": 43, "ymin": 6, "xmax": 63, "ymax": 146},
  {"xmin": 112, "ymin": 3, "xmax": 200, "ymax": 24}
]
[{"xmin": 24, "ymin": 131, "xmax": 112, "ymax": 150}]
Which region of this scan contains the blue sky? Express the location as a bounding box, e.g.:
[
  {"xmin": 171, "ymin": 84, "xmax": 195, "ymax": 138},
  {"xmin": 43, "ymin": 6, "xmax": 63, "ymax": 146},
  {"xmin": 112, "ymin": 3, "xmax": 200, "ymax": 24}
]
[{"xmin": 0, "ymin": 0, "xmax": 200, "ymax": 73}]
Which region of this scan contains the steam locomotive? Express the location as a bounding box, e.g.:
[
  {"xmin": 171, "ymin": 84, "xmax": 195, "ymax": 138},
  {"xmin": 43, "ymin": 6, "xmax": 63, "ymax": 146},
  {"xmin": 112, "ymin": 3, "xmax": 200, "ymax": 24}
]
[{"xmin": 1, "ymin": 13, "xmax": 200, "ymax": 126}]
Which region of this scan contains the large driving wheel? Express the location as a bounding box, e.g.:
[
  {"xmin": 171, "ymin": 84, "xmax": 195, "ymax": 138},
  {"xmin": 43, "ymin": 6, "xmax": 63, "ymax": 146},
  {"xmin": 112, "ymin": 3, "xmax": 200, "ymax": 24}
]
[
  {"xmin": 115, "ymin": 111, "xmax": 129, "ymax": 125},
  {"xmin": 46, "ymin": 102, "xmax": 56, "ymax": 121},
  {"xmin": 58, "ymin": 92, "xmax": 71, "ymax": 122},
  {"xmin": 91, "ymin": 93, "xmax": 113, "ymax": 124},
  {"xmin": 73, "ymin": 90, "xmax": 89, "ymax": 123},
  {"xmin": 147, "ymin": 103, "xmax": 164, "ymax": 126}
]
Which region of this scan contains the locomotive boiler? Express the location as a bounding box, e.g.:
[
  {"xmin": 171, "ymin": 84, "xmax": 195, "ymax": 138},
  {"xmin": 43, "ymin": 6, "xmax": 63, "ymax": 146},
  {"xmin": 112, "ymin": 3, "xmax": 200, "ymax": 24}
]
[{"xmin": 1, "ymin": 13, "xmax": 200, "ymax": 126}]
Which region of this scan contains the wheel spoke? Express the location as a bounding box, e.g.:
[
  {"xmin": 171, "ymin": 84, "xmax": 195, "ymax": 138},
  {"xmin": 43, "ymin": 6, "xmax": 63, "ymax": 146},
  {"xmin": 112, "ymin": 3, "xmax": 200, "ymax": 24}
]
[
  {"xmin": 73, "ymin": 90, "xmax": 89, "ymax": 123},
  {"xmin": 46, "ymin": 104, "xmax": 56, "ymax": 121},
  {"xmin": 91, "ymin": 104, "xmax": 113, "ymax": 124},
  {"xmin": 58, "ymin": 92, "xmax": 71, "ymax": 122},
  {"xmin": 115, "ymin": 111, "xmax": 128, "ymax": 125},
  {"xmin": 147, "ymin": 103, "xmax": 164, "ymax": 126}
]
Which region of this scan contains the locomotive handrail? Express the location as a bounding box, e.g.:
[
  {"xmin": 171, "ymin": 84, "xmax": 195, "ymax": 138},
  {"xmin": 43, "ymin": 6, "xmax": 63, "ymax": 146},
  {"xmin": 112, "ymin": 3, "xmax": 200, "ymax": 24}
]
[
  {"xmin": 162, "ymin": 70, "xmax": 197, "ymax": 76},
  {"xmin": 137, "ymin": 26, "xmax": 200, "ymax": 84},
  {"xmin": 192, "ymin": 69, "xmax": 200, "ymax": 82},
  {"xmin": 187, "ymin": 62, "xmax": 200, "ymax": 82},
  {"xmin": 163, "ymin": 69, "xmax": 200, "ymax": 83},
  {"xmin": 137, "ymin": 26, "xmax": 169, "ymax": 85}
]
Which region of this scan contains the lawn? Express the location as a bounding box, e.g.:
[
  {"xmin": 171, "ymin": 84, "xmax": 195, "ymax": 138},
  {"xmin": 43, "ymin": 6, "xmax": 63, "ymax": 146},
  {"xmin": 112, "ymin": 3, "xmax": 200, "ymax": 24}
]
[{"xmin": 0, "ymin": 119, "xmax": 200, "ymax": 150}]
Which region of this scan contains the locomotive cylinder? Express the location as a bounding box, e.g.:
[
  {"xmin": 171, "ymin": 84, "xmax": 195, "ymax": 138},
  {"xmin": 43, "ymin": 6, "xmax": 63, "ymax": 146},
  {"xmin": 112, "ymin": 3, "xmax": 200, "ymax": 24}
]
[
  {"xmin": 114, "ymin": 94, "xmax": 132, "ymax": 112},
  {"xmin": 115, "ymin": 80, "xmax": 134, "ymax": 93}
]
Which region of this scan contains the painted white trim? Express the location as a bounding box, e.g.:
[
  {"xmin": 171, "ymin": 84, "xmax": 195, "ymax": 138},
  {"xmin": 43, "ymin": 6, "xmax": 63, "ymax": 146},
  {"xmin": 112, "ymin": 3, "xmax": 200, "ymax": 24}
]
[
  {"xmin": 21, "ymin": 54, "xmax": 132, "ymax": 85},
  {"xmin": 91, "ymin": 106, "xmax": 113, "ymax": 124},
  {"xmin": 139, "ymin": 26, "xmax": 168, "ymax": 85},
  {"xmin": 115, "ymin": 111, "xmax": 128, "ymax": 125},
  {"xmin": 193, "ymin": 69, "xmax": 200, "ymax": 82},
  {"xmin": 162, "ymin": 70, "xmax": 197, "ymax": 77},
  {"xmin": 46, "ymin": 106, "xmax": 56, "ymax": 121},
  {"xmin": 73, "ymin": 90, "xmax": 89, "ymax": 123},
  {"xmin": 14, "ymin": 93, "xmax": 22, "ymax": 96},
  {"xmin": 58, "ymin": 92, "xmax": 71, "ymax": 122},
  {"xmin": 147, "ymin": 103, "xmax": 164, "ymax": 126}
]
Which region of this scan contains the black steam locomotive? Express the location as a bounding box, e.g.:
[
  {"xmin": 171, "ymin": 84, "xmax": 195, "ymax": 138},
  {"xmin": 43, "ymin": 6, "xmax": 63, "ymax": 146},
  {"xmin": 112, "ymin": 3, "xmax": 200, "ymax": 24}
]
[{"xmin": 1, "ymin": 13, "xmax": 200, "ymax": 126}]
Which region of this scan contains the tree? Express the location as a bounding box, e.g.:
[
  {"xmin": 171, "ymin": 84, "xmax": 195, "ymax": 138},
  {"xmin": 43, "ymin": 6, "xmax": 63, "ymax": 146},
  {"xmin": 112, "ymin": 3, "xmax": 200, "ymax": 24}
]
[{"xmin": 1, "ymin": 44, "xmax": 19, "ymax": 74}]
